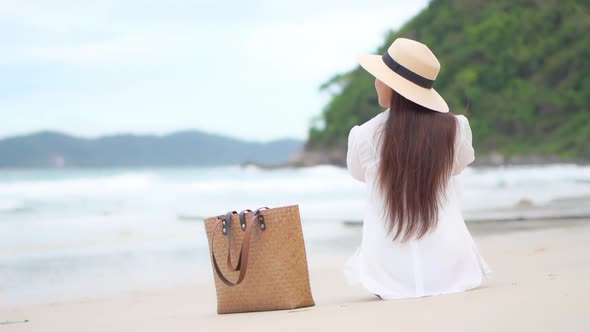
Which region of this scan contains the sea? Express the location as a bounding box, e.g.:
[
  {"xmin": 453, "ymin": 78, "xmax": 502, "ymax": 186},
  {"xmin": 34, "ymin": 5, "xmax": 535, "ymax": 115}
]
[{"xmin": 1, "ymin": 164, "xmax": 589, "ymax": 306}]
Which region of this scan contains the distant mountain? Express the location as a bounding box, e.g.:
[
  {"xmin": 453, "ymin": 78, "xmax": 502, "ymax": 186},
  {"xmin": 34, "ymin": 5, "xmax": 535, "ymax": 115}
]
[{"xmin": 0, "ymin": 130, "xmax": 303, "ymax": 168}]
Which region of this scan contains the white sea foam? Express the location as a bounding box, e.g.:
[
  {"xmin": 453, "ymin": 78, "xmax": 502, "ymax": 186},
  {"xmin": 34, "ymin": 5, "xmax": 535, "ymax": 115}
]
[
  {"xmin": 0, "ymin": 164, "xmax": 588, "ymax": 215},
  {"xmin": 462, "ymin": 164, "xmax": 590, "ymax": 186},
  {"xmin": 0, "ymin": 172, "xmax": 158, "ymax": 197},
  {"xmin": 0, "ymin": 199, "xmax": 26, "ymax": 213},
  {"xmin": 460, "ymin": 164, "xmax": 590, "ymax": 210}
]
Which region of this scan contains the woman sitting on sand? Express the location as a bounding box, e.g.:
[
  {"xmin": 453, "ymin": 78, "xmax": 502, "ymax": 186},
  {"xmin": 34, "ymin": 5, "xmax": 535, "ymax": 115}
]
[{"xmin": 344, "ymin": 38, "xmax": 492, "ymax": 299}]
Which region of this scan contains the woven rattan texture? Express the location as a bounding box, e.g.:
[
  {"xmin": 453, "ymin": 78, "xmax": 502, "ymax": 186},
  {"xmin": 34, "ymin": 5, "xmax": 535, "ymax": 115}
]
[{"xmin": 204, "ymin": 204, "xmax": 315, "ymax": 314}]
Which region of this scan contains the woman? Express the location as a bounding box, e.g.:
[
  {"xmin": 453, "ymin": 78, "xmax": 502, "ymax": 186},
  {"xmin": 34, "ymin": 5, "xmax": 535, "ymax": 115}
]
[{"xmin": 344, "ymin": 38, "xmax": 492, "ymax": 300}]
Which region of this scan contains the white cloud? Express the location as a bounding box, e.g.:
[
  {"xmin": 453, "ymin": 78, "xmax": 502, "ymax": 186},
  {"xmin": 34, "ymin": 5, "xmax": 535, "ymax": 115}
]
[{"xmin": 0, "ymin": 0, "xmax": 430, "ymax": 141}]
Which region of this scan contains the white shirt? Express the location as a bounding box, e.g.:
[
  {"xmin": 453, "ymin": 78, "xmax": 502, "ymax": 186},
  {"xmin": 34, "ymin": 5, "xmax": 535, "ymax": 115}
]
[{"xmin": 344, "ymin": 108, "xmax": 492, "ymax": 299}]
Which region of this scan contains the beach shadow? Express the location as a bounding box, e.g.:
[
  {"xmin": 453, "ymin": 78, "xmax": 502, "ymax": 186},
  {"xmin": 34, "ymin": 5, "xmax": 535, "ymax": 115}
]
[{"xmin": 327, "ymin": 295, "xmax": 382, "ymax": 305}]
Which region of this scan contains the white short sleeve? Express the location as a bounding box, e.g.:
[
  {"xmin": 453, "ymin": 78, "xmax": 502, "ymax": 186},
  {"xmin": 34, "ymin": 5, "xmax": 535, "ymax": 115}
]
[
  {"xmin": 347, "ymin": 125, "xmax": 366, "ymax": 182},
  {"xmin": 452, "ymin": 115, "xmax": 475, "ymax": 176}
]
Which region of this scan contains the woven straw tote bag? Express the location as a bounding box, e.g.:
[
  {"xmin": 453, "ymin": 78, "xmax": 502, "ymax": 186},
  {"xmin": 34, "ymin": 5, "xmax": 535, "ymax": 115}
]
[{"xmin": 204, "ymin": 204, "xmax": 315, "ymax": 314}]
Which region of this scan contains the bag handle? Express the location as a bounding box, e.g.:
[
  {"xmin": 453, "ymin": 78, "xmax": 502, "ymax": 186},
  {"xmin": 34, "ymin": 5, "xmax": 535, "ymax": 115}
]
[
  {"xmin": 221, "ymin": 211, "xmax": 242, "ymax": 271},
  {"xmin": 211, "ymin": 207, "xmax": 269, "ymax": 286},
  {"xmin": 239, "ymin": 209, "xmax": 252, "ymax": 231},
  {"xmin": 221, "ymin": 211, "xmax": 238, "ymax": 238},
  {"xmin": 225, "ymin": 209, "xmax": 253, "ymax": 272}
]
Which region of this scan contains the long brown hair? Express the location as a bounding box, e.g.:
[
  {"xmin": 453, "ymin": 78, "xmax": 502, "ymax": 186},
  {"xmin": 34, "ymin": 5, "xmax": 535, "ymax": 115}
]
[{"xmin": 377, "ymin": 90, "xmax": 457, "ymax": 242}]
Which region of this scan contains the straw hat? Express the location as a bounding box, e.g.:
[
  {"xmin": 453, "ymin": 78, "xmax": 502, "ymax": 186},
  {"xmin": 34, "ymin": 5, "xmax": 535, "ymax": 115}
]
[{"xmin": 357, "ymin": 37, "xmax": 449, "ymax": 113}]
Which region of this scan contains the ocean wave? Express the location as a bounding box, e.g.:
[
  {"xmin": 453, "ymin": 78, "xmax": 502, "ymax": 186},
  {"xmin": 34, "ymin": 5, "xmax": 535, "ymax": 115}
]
[
  {"xmin": 0, "ymin": 172, "xmax": 158, "ymax": 197},
  {"xmin": 0, "ymin": 199, "xmax": 30, "ymax": 214},
  {"xmin": 167, "ymin": 176, "xmax": 360, "ymax": 194},
  {"xmin": 461, "ymin": 164, "xmax": 590, "ymax": 186},
  {"xmin": 0, "ymin": 164, "xmax": 587, "ymax": 216}
]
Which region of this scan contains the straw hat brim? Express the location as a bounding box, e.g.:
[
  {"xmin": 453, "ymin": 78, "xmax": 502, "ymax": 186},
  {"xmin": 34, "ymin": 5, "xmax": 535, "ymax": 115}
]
[{"xmin": 357, "ymin": 54, "xmax": 449, "ymax": 113}]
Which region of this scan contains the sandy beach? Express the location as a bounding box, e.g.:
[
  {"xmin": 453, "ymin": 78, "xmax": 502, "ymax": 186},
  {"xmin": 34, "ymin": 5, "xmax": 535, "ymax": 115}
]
[
  {"xmin": 1, "ymin": 0, "xmax": 589, "ymax": 327},
  {"xmin": 2, "ymin": 217, "xmax": 589, "ymax": 332}
]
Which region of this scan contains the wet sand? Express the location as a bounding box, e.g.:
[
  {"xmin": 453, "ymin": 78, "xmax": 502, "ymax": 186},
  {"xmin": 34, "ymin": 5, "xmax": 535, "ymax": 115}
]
[{"xmin": 2, "ymin": 218, "xmax": 589, "ymax": 332}]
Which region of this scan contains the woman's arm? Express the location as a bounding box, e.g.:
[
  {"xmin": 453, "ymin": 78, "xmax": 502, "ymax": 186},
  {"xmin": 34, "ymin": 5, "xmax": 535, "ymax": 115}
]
[
  {"xmin": 347, "ymin": 125, "xmax": 366, "ymax": 182},
  {"xmin": 452, "ymin": 115, "xmax": 475, "ymax": 176}
]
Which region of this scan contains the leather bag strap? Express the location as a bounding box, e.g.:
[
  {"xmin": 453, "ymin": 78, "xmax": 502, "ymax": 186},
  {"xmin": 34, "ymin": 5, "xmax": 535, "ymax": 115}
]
[
  {"xmin": 225, "ymin": 209, "xmax": 253, "ymax": 271},
  {"xmin": 211, "ymin": 207, "xmax": 269, "ymax": 286},
  {"xmin": 222, "ymin": 211, "xmax": 242, "ymax": 271},
  {"xmin": 239, "ymin": 209, "xmax": 252, "ymax": 231},
  {"xmin": 222, "ymin": 211, "xmax": 238, "ymax": 238}
]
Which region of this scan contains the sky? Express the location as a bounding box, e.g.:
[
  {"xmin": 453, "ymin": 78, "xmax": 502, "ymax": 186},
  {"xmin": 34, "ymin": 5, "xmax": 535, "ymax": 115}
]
[{"xmin": 0, "ymin": 0, "xmax": 430, "ymax": 142}]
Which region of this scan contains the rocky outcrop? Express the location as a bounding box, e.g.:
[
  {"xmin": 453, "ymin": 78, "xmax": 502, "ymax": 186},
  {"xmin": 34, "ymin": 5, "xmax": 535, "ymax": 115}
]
[{"xmin": 285, "ymin": 146, "xmax": 347, "ymax": 168}]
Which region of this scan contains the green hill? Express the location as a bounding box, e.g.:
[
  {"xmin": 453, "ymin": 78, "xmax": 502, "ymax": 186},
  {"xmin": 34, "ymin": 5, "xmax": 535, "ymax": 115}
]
[{"xmin": 306, "ymin": 0, "xmax": 590, "ymax": 163}]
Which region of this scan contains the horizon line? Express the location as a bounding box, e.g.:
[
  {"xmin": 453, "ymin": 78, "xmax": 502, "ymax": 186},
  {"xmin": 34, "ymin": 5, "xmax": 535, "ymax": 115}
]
[{"xmin": 0, "ymin": 128, "xmax": 306, "ymax": 145}]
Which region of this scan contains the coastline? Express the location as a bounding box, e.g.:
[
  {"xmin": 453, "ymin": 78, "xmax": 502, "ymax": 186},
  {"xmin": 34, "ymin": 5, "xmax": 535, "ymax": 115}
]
[
  {"xmin": 244, "ymin": 145, "xmax": 590, "ymax": 170},
  {"xmin": 2, "ymin": 218, "xmax": 589, "ymax": 331}
]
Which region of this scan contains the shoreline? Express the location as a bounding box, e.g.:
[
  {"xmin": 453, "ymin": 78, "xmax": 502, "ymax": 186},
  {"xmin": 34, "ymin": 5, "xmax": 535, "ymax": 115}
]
[
  {"xmin": 2, "ymin": 218, "xmax": 590, "ymax": 331},
  {"xmin": 0, "ymin": 158, "xmax": 587, "ymax": 171},
  {"xmin": 244, "ymin": 158, "xmax": 590, "ymax": 171},
  {"xmin": 244, "ymin": 149, "xmax": 590, "ymax": 170},
  {"xmin": 343, "ymin": 210, "xmax": 590, "ymax": 226}
]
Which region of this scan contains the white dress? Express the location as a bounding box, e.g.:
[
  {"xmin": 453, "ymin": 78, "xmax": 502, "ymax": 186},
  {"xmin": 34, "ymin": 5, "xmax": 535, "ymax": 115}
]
[{"xmin": 344, "ymin": 108, "xmax": 492, "ymax": 299}]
